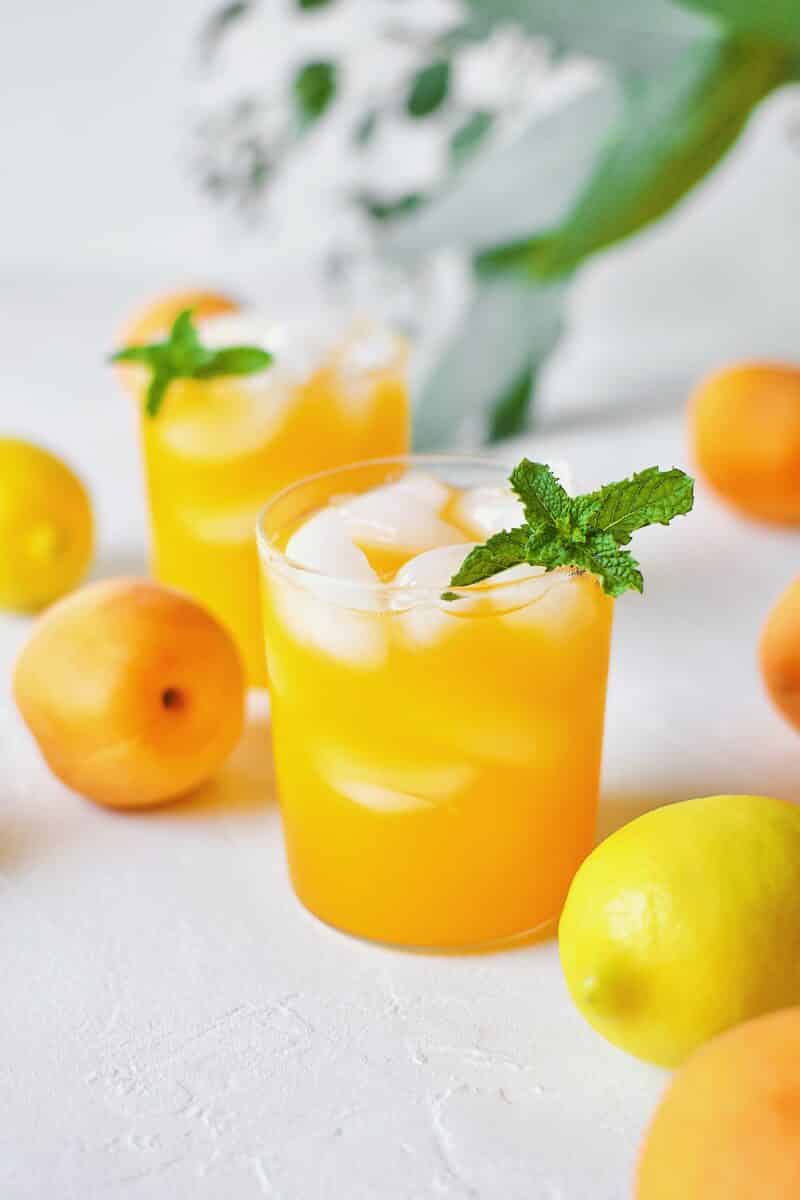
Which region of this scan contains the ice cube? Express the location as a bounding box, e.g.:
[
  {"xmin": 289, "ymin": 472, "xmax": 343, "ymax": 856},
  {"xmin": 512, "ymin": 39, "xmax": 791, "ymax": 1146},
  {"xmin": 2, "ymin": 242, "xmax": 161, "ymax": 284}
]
[
  {"xmin": 174, "ymin": 503, "xmax": 262, "ymax": 544},
  {"xmin": 335, "ymin": 325, "xmax": 405, "ymax": 416},
  {"xmin": 392, "ymin": 543, "xmax": 479, "ymax": 593},
  {"xmin": 390, "ymin": 543, "xmax": 478, "ymax": 646},
  {"xmin": 286, "ymin": 509, "xmax": 377, "ymax": 585},
  {"xmin": 202, "ymin": 311, "xmax": 348, "ymax": 384},
  {"xmin": 450, "ymin": 485, "xmax": 525, "ymax": 539},
  {"xmin": 318, "ymin": 745, "xmax": 475, "ymax": 812},
  {"xmin": 501, "ymin": 569, "xmax": 599, "ymax": 636},
  {"xmin": 273, "ymin": 509, "xmax": 387, "ymax": 665},
  {"xmin": 270, "ymin": 572, "xmax": 388, "ymax": 667},
  {"xmin": 158, "ymin": 375, "xmax": 293, "ymax": 461},
  {"xmin": 336, "ymin": 474, "xmax": 461, "ymax": 560}
]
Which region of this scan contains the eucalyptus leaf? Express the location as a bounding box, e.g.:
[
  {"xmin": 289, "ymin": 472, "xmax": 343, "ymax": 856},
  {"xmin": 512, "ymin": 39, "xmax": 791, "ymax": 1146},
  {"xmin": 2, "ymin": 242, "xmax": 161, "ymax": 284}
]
[
  {"xmin": 406, "ymin": 60, "xmax": 451, "ymax": 118},
  {"xmin": 487, "ymin": 361, "xmax": 537, "ymax": 441},
  {"xmin": 386, "ymin": 78, "xmax": 619, "ymax": 257},
  {"xmin": 199, "ymin": 1, "xmax": 252, "ymax": 63},
  {"xmin": 675, "ymin": 0, "xmax": 800, "ymax": 43},
  {"xmin": 478, "ymin": 38, "xmax": 792, "ymax": 281},
  {"xmin": 354, "ymin": 109, "xmax": 378, "ymax": 146},
  {"xmin": 294, "ymin": 60, "xmax": 337, "ymax": 127},
  {"xmin": 459, "ymin": 0, "xmax": 714, "ymax": 74},
  {"xmin": 413, "ymin": 277, "xmax": 565, "ymax": 450},
  {"xmin": 359, "ymin": 193, "xmax": 426, "ymax": 222},
  {"xmin": 449, "ymin": 110, "xmax": 494, "ymax": 166}
]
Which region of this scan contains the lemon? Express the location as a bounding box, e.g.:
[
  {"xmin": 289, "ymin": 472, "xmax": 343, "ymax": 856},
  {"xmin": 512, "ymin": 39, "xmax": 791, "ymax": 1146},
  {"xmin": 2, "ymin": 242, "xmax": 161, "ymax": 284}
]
[
  {"xmin": 0, "ymin": 438, "xmax": 93, "ymax": 612},
  {"xmin": 559, "ymin": 794, "xmax": 800, "ymax": 1067}
]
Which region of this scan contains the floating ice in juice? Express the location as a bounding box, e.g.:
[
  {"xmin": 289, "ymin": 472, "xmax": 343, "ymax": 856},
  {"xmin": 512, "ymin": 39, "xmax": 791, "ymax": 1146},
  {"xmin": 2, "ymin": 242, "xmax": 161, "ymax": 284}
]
[
  {"xmin": 258, "ymin": 458, "xmax": 613, "ymax": 949},
  {"xmin": 131, "ymin": 313, "xmax": 408, "ymax": 685}
]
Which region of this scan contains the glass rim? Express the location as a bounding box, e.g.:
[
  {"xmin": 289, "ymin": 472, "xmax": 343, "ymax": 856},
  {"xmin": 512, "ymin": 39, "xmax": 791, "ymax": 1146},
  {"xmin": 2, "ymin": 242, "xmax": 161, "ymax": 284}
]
[{"xmin": 255, "ymin": 453, "xmax": 583, "ymax": 602}]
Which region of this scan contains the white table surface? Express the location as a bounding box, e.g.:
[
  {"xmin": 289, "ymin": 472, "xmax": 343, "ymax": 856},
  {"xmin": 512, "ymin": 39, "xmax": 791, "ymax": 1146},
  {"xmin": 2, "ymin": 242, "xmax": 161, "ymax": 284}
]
[{"xmin": 3, "ymin": 270, "xmax": 800, "ymax": 1200}]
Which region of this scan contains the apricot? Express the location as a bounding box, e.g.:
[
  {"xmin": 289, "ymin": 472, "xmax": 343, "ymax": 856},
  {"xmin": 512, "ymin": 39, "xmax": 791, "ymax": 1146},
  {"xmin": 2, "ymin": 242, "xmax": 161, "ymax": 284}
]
[
  {"xmin": 14, "ymin": 578, "xmax": 245, "ymax": 809},
  {"xmin": 760, "ymin": 575, "xmax": 800, "ymax": 732},
  {"xmin": 689, "ymin": 362, "xmax": 800, "ymax": 524},
  {"xmin": 116, "ymin": 288, "xmax": 240, "ymax": 392},
  {"xmin": 636, "ymin": 1007, "xmax": 800, "ymax": 1199}
]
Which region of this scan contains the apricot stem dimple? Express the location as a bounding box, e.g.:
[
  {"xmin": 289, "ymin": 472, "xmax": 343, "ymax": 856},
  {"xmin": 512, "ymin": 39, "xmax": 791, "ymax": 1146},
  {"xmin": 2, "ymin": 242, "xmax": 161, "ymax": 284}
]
[{"xmin": 161, "ymin": 687, "xmax": 184, "ymax": 711}]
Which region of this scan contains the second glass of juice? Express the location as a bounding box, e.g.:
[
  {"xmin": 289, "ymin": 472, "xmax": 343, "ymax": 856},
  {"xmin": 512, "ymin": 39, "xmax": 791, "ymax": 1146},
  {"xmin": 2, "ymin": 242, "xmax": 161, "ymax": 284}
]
[
  {"xmin": 258, "ymin": 457, "xmax": 614, "ymax": 949},
  {"xmin": 129, "ymin": 313, "xmax": 408, "ymax": 685}
]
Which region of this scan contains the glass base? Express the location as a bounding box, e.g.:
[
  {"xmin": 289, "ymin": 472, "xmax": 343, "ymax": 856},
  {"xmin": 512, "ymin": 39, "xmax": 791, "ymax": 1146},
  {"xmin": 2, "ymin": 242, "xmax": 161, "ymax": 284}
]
[{"xmin": 294, "ymin": 890, "xmax": 558, "ymax": 956}]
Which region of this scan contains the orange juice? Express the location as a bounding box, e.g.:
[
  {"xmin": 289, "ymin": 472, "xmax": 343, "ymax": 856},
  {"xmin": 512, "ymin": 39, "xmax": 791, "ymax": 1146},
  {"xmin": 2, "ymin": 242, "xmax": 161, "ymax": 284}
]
[
  {"xmin": 132, "ymin": 315, "xmax": 408, "ymax": 685},
  {"xmin": 258, "ymin": 458, "xmax": 613, "ymax": 948}
]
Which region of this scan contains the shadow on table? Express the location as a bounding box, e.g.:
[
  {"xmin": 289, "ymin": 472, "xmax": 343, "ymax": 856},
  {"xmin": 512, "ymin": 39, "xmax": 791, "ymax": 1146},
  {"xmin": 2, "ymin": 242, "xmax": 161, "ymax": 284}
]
[{"xmin": 155, "ymin": 704, "xmax": 278, "ymax": 820}]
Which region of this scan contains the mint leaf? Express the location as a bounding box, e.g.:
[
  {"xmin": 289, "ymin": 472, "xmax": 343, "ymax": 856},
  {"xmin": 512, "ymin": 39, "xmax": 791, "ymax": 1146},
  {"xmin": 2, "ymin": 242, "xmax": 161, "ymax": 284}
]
[
  {"xmin": 449, "ymin": 527, "xmax": 529, "ymax": 588},
  {"xmin": 578, "ymin": 466, "xmax": 695, "ymax": 546},
  {"xmin": 581, "ymin": 534, "xmax": 643, "ymax": 598},
  {"xmin": 146, "ymin": 367, "xmax": 172, "ymax": 419},
  {"xmin": 510, "ymin": 459, "xmax": 571, "ymax": 532},
  {"xmin": 171, "ymin": 308, "xmax": 201, "ymax": 352},
  {"xmin": 110, "ymin": 308, "xmax": 274, "ymax": 418},
  {"xmin": 194, "ymin": 346, "xmax": 273, "ymax": 377},
  {"xmin": 448, "ymin": 459, "xmax": 693, "ymax": 599},
  {"xmin": 112, "ymin": 345, "xmax": 162, "ymax": 366}
]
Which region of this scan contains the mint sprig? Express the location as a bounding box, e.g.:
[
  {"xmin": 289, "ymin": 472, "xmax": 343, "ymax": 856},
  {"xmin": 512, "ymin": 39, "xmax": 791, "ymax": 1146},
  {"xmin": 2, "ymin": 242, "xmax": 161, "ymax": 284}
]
[
  {"xmin": 111, "ymin": 308, "xmax": 274, "ymax": 417},
  {"xmin": 449, "ymin": 461, "xmax": 694, "ymax": 599}
]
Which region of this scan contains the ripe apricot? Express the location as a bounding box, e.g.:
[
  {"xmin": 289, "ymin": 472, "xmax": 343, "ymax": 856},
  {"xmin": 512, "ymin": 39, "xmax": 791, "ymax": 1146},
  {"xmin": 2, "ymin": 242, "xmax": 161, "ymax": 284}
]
[
  {"xmin": 116, "ymin": 288, "xmax": 240, "ymax": 392},
  {"xmin": 636, "ymin": 1007, "xmax": 800, "ymax": 1199},
  {"xmin": 689, "ymin": 362, "xmax": 800, "ymax": 524},
  {"xmin": 14, "ymin": 578, "xmax": 245, "ymax": 809},
  {"xmin": 760, "ymin": 575, "xmax": 800, "ymax": 732}
]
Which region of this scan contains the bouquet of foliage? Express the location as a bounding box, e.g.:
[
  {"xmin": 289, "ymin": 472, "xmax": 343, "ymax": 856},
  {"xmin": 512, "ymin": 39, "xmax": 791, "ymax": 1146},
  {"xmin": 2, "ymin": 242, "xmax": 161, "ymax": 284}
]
[{"xmin": 193, "ymin": 0, "xmax": 800, "ymax": 446}]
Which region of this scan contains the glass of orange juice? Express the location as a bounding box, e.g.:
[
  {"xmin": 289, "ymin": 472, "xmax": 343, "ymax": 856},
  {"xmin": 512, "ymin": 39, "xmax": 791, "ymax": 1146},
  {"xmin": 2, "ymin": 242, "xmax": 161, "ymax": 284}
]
[
  {"xmin": 123, "ymin": 311, "xmax": 408, "ymax": 685},
  {"xmin": 257, "ymin": 456, "xmax": 614, "ymax": 949}
]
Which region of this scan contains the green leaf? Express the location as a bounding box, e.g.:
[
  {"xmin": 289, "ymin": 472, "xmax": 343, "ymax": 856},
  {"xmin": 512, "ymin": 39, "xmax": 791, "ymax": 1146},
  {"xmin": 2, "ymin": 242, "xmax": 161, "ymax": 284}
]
[
  {"xmin": 359, "ymin": 192, "xmax": 426, "ymax": 223},
  {"xmin": 193, "ymin": 346, "xmax": 273, "ymax": 377},
  {"xmin": 110, "ymin": 345, "xmax": 162, "ymax": 366},
  {"xmin": 477, "ymin": 38, "xmax": 791, "ymax": 281},
  {"xmin": 297, "ymin": 0, "xmax": 335, "ymax": 9},
  {"xmin": 109, "ymin": 309, "xmax": 274, "ymax": 419},
  {"xmin": 449, "ymin": 527, "xmax": 530, "ymax": 588},
  {"xmin": 145, "ymin": 368, "xmax": 172, "ymax": 419},
  {"xmin": 171, "ymin": 308, "xmax": 202, "ymax": 348},
  {"xmin": 487, "ymin": 361, "xmax": 535, "ymax": 442},
  {"xmin": 199, "ymin": 1, "xmax": 252, "ymax": 63},
  {"xmin": 385, "ymin": 80, "xmax": 618, "ymax": 258},
  {"xmin": 578, "ymin": 466, "xmax": 695, "ymax": 545},
  {"xmin": 674, "ymin": 0, "xmax": 800, "ymax": 43},
  {"xmin": 510, "ymin": 459, "xmax": 571, "ymax": 531},
  {"xmin": 406, "ymin": 60, "xmax": 451, "ymax": 119},
  {"xmin": 354, "ymin": 109, "xmax": 378, "ymax": 146},
  {"xmin": 294, "ymin": 60, "xmax": 337, "ymax": 127},
  {"xmin": 449, "ymin": 110, "xmax": 494, "ymax": 166},
  {"xmin": 581, "ymin": 534, "xmax": 644, "ymax": 598},
  {"xmin": 413, "ymin": 276, "xmax": 565, "ymax": 451},
  {"xmin": 447, "ymin": 459, "xmax": 694, "ymax": 598},
  {"xmin": 459, "ymin": 0, "xmax": 713, "ymax": 74}
]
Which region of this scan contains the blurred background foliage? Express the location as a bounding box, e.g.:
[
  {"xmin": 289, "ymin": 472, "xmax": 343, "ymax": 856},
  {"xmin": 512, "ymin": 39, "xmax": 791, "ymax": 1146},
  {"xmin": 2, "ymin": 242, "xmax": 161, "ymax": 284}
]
[{"xmin": 192, "ymin": 0, "xmax": 800, "ymax": 447}]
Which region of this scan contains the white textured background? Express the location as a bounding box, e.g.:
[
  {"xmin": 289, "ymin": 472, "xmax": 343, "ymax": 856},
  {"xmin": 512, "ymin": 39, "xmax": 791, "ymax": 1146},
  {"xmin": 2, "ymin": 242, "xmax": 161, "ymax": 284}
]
[{"xmin": 2, "ymin": 3, "xmax": 800, "ymax": 1196}]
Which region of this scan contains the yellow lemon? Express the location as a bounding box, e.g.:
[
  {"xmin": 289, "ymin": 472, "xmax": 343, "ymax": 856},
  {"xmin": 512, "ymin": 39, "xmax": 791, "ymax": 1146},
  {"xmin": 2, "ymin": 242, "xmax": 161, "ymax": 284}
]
[
  {"xmin": 559, "ymin": 794, "xmax": 800, "ymax": 1066},
  {"xmin": 0, "ymin": 438, "xmax": 94, "ymax": 612}
]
